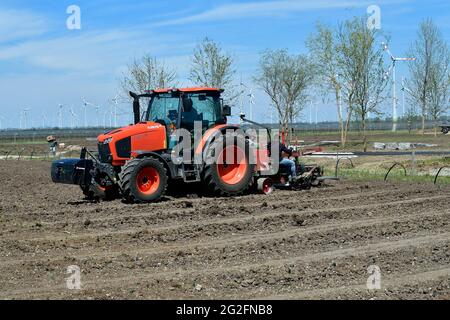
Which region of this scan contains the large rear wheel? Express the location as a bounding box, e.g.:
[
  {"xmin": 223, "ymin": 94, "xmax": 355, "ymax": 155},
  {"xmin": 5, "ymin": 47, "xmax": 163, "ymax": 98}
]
[
  {"xmin": 202, "ymin": 134, "xmax": 254, "ymax": 196},
  {"xmin": 119, "ymin": 157, "xmax": 168, "ymax": 203}
]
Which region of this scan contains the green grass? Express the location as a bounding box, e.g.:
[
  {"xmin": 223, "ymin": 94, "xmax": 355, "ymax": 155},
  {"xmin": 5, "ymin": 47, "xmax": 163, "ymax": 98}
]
[
  {"xmin": 0, "ymin": 140, "xmax": 47, "ymax": 145},
  {"xmin": 325, "ymin": 167, "xmax": 450, "ymax": 184}
]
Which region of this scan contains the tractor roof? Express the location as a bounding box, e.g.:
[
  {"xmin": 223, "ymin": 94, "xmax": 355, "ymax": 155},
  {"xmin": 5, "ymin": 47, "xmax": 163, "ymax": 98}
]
[{"xmin": 146, "ymin": 87, "xmax": 224, "ymax": 94}]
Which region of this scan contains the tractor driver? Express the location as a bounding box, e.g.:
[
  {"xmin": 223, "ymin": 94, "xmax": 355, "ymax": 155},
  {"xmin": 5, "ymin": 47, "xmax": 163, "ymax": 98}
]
[
  {"xmin": 279, "ymin": 143, "xmax": 298, "ymax": 182},
  {"xmin": 181, "ymin": 97, "xmax": 201, "ymax": 131}
]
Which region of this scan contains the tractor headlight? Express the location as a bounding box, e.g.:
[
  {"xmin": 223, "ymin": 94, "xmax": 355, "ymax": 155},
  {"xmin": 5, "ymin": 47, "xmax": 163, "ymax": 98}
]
[{"xmin": 103, "ymin": 137, "xmax": 113, "ymax": 144}]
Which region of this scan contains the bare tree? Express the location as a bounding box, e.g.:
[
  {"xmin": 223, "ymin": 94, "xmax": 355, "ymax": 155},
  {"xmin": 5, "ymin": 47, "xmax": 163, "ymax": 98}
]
[
  {"xmin": 189, "ymin": 37, "xmax": 236, "ymax": 101},
  {"xmin": 331, "ymin": 18, "xmax": 388, "ymax": 151},
  {"xmin": 307, "ymin": 22, "xmax": 346, "ymax": 146},
  {"xmin": 120, "ymin": 54, "xmax": 177, "ymax": 95},
  {"xmin": 404, "ymin": 105, "xmax": 419, "ymax": 134},
  {"xmin": 406, "ymin": 18, "xmax": 450, "ymax": 134},
  {"xmin": 333, "ymin": 21, "xmax": 361, "ymax": 148},
  {"xmin": 119, "ymin": 54, "xmax": 177, "ymax": 116},
  {"xmin": 255, "ymin": 49, "xmax": 314, "ymax": 142},
  {"xmin": 428, "ymin": 68, "xmax": 450, "ymax": 136},
  {"xmin": 347, "ymin": 18, "xmax": 388, "ymax": 151}
]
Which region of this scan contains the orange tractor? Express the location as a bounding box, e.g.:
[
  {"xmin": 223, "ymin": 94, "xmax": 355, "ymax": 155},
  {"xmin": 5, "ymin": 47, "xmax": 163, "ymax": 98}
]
[{"xmin": 51, "ymin": 87, "xmax": 324, "ymax": 202}]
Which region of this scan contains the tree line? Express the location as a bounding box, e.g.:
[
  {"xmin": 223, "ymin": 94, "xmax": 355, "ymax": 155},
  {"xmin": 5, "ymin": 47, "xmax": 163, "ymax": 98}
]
[{"xmin": 120, "ymin": 16, "xmax": 449, "ymax": 150}]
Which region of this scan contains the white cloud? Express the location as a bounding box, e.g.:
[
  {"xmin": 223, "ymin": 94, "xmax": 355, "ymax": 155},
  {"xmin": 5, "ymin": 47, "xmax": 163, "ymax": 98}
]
[
  {"xmin": 0, "ymin": 8, "xmax": 48, "ymax": 43},
  {"xmin": 0, "ymin": 28, "xmax": 189, "ymax": 76},
  {"xmin": 154, "ymin": 0, "xmax": 375, "ymax": 26}
]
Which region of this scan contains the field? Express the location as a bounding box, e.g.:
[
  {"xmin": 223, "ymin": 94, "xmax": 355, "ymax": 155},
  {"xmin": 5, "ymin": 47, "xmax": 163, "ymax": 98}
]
[{"xmin": 1, "ymin": 160, "xmax": 449, "ymax": 299}]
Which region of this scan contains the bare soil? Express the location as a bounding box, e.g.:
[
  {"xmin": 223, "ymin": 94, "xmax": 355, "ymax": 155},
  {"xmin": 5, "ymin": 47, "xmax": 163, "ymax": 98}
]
[{"xmin": 0, "ymin": 160, "xmax": 449, "ymax": 299}]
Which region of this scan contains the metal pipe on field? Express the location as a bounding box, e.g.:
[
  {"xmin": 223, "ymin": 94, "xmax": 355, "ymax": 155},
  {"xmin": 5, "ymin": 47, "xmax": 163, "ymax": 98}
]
[
  {"xmin": 384, "ymin": 163, "xmax": 408, "ymax": 181},
  {"xmin": 434, "ymin": 166, "xmax": 450, "ymax": 185},
  {"xmin": 335, "ymin": 157, "xmax": 354, "ymax": 178}
]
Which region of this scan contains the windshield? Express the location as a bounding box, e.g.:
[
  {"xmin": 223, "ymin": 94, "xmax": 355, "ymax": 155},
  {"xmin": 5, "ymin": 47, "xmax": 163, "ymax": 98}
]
[
  {"xmin": 145, "ymin": 93, "xmax": 180, "ymax": 124},
  {"xmin": 181, "ymin": 93, "xmax": 222, "ymax": 128}
]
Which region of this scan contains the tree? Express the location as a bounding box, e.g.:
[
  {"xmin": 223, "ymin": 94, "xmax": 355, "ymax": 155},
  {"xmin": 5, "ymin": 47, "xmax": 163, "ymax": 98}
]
[
  {"xmin": 189, "ymin": 37, "xmax": 236, "ymax": 102},
  {"xmin": 331, "ymin": 18, "xmax": 388, "ymax": 152},
  {"xmin": 406, "ymin": 18, "xmax": 450, "ymax": 134},
  {"xmin": 255, "ymin": 49, "xmax": 314, "ymax": 142},
  {"xmin": 120, "ymin": 54, "xmax": 177, "ymax": 117},
  {"xmin": 427, "ymin": 60, "xmax": 450, "ymax": 136},
  {"xmin": 404, "ymin": 105, "xmax": 418, "ymax": 134},
  {"xmin": 307, "ymin": 22, "xmax": 346, "ymax": 146},
  {"xmin": 120, "ymin": 54, "xmax": 177, "ymax": 95}
]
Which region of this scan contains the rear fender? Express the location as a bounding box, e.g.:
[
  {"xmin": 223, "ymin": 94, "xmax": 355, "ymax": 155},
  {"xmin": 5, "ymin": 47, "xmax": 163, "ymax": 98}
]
[{"xmin": 195, "ymin": 125, "xmax": 245, "ymax": 168}]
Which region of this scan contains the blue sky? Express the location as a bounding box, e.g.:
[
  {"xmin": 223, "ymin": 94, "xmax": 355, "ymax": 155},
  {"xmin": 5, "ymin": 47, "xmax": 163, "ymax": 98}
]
[{"xmin": 0, "ymin": 0, "xmax": 449, "ymax": 128}]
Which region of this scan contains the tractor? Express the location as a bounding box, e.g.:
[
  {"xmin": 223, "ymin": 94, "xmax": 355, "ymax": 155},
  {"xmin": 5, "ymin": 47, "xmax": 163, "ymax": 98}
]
[{"xmin": 51, "ymin": 87, "xmax": 325, "ymax": 202}]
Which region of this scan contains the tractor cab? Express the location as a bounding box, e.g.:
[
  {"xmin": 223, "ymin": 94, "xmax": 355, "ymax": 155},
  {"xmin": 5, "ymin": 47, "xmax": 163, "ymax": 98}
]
[{"xmin": 142, "ymin": 88, "xmax": 229, "ymax": 132}]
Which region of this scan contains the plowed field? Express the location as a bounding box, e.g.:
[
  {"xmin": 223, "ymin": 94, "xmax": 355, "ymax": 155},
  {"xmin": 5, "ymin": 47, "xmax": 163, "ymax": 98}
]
[{"xmin": 0, "ymin": 161, "xmax": 449, "ymax": 299}]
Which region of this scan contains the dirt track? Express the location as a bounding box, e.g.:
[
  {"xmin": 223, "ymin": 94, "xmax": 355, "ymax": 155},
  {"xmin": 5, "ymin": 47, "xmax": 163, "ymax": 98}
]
[{"xmin": 0, "ymin": 161, "xmax": 449, "ymax": 299}]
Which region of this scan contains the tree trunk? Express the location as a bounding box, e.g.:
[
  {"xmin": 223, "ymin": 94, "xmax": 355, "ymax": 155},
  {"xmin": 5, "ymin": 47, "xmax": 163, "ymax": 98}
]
[
  {"xmin": 362, "ymin": 115, "xmax": 367, "ymax": 152},
  {"xmin": 335, "ymin": 89, "xmax": 344, "ymax": 148},
  {"xmin": 421, "ymin": 101, "xmax": 426, "ymax": 135},
  {"xmin": 342, "ymin": 104, "xmax": 353, "ymax": 149}
]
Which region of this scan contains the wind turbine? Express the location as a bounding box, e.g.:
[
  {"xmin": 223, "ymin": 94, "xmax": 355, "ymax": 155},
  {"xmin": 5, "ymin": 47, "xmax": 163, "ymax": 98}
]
[
  {"xmin": 239, "ymin": 79, "xmax": 245, "ymax": 122},
  {"xmin": 58, "ymin": 104, "xmax": 64, "ymax": 128},
  {"xmin": 401, "ymin": 77, "xmax": 415, "ymax": 111},
  {"xmin": 111, "ymin": 94, "xmax": 120, "ymax": 127},
  {"xmin": 315, "ymin": 103, "xmax": 318, "ymax": 124},
  {"xmin": 0, "ymin": 115, "xmax": 4, "ymax": 130},
  {"xmin": 247, "ymin": 88, "xmax": 255, "ymax": 121},
  {"xmin": 82, "ymin": 98, "xmax": 101, "ymax": 127},
  {"xmin": 308, "ymin": 101, "xmax": 319, "ymax": 125},
  {"xmin": 240, "ymin": 82, "xmax": 255, "ymax": 121},
  {"xmin": 102, "ymin": 111, "xmax": 109, "ymax": 129},
  {"xmin": 382, "ymin": 42, "xmax": 416, "ymax": 132},
  {"xmin": 41, "ymin": 113, "xmax": 47, "ymax": 128},
  {"xmin": 81, "ymin": 98, "xmax": 88, "ymax": 128},
  {"xmin": 69, "ymin": 108, "xmax": 78, "ymax": 129},
  {"xmin": 21, "ymin": 108, "xmax": 29, "ymax": 129},
  {"xmin": 401, "ymin": 77, "xmax": 407, "ymax": 117}
]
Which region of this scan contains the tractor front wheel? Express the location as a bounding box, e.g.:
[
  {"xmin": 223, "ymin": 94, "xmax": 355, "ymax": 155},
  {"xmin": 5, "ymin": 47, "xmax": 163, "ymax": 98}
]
[{"xmin": 119, "ymin": 157, "xmax": 168, "ymax": 203}]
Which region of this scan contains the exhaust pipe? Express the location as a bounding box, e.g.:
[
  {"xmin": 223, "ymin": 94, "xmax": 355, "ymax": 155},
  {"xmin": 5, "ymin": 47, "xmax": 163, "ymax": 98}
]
[{"xmin": 129, "ymin": 91, "xmax": 141, "ymax": 124}]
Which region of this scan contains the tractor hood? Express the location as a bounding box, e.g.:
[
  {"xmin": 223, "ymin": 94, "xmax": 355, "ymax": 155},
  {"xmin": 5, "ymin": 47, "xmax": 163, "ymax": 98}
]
[
  {"xmin": 97, "ymin": 121, "xmax": 167, "ymax": 164},
  {"xmin": 97, "ymin": 121, "xmax": 164, "ymax": 144}
]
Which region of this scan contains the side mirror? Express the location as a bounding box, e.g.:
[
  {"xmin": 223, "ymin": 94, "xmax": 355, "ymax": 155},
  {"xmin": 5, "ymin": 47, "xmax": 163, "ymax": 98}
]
[{"xmin": 222, "ymin": 105, "xmax": 231, "ymax": 117}]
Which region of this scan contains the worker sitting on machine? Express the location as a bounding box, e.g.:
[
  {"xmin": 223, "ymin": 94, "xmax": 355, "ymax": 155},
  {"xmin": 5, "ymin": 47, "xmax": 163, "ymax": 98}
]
[
  {"xmin": 279, "ymin": 143, "xmax": 298, "ymax": 183},
  {"xmin": 181, "ymin": 97, "xmax": 202, "ymax": 131}
]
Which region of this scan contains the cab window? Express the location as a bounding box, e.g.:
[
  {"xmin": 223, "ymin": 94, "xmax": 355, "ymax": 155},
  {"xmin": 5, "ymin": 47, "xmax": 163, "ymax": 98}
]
[
  {"xmin": 146, "ymin": 93, "xmax": 180, "ymax": 125},
  {"xmin": 181, "ymin": 93, "xmax": 222, "ymax": 130}
]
